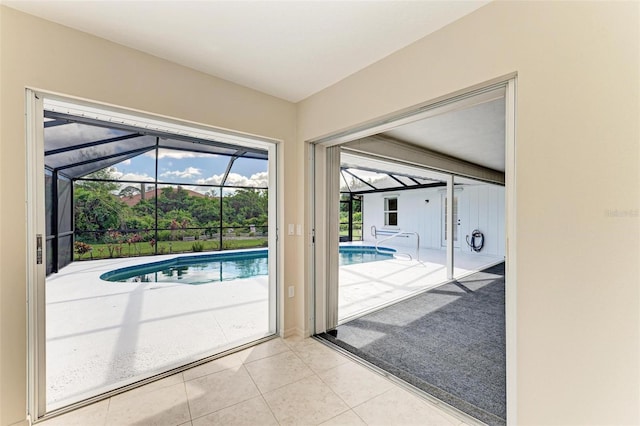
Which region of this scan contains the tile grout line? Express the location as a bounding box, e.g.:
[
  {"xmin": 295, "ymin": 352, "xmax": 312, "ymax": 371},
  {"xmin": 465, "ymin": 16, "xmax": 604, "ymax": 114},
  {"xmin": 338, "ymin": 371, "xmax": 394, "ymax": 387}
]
[
  {"xmin": 104, "ymin": 397, "xmax": 111, "ymax": 426},
  {"xmin": 186, "ymin": 364, "xmax": 261, "ymax": 424},
  {"xmin": 245, "ymin": 347, "xmax": 315, "ymax": 395},
  {"xmin": 312, "ymin": 364, "xmax": 367, "ymax": 424},
  {"xmin": 285, "ymin": 341, "xmax": 359, "ymax": 424},
  {"xmin": 182, "ymin": 379, "xmax": 194, "ymax": 425},
  {"xmin": 242, "ymin": 354, "xmax": 283, "ymax": 425}
]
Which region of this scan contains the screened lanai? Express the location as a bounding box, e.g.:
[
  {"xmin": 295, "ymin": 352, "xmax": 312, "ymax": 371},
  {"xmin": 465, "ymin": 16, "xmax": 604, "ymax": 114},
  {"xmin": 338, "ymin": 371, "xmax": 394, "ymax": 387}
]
[
  {"xmin": 44, "ymin": 106, "xmax": 269, "ymax": 275},
  {"xmin": 339, "ymin": 152, "xmax": 448, "ymax": 242},
  {"xmin": 336, "ymin": 150, "xmax": 506, "ymax": 321},
  {"xmin": 40, "ymin": 98, "xmax": 278, "ymax": 413}
]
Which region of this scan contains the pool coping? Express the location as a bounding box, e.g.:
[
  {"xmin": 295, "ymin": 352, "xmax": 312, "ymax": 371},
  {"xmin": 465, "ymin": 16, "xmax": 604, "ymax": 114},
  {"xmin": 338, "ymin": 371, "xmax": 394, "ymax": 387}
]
[{"xmin": 98, "ymin": 245, "xmax": 397, "ymax": 282}]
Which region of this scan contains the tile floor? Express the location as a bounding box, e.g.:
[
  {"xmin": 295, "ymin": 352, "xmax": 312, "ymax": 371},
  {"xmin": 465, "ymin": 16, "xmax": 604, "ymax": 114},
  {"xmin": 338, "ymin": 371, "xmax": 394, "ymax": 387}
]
[{"xmin": 39, "ymin": 337, "xmax": 473, "ymax": 426}]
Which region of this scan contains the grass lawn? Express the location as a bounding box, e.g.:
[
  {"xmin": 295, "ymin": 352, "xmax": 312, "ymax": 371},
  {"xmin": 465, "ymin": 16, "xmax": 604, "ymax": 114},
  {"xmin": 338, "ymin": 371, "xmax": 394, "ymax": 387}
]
[{"xmin": 74, "ymin": 238, "xmax": 268, "ymax": 261}]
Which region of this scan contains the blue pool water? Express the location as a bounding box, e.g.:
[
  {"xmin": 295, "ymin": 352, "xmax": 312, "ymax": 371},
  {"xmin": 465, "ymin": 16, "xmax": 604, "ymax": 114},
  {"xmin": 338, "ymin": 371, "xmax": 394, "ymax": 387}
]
[
  {"xmin": 101, "ymin": 246, "xmax": 394, "ymax": 285},
  {"xmin": 338, "ymin": 246, "xmax": 395, "ymax": 266}
]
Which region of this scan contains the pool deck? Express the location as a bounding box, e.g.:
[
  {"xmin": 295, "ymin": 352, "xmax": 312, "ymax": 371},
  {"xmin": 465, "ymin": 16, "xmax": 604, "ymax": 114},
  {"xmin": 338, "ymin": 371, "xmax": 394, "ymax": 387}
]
[
  {"xmin": 46, "ymin": 251, "xmax": 271, "ymax": 410},
  {"xmin": 339, "ymin": 242, "xmax": 503, "ymax": 321},
  {"xmin": 46, "ymin": 245, "xmax": 502, "ymax": 410}
]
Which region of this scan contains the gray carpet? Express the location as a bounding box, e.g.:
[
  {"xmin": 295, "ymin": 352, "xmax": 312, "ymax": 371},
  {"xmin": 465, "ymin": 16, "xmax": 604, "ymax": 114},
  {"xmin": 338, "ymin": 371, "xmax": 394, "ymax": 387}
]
[{"xmin": 318, "ymin": 263, "xmax": 506, "ymax": 426}]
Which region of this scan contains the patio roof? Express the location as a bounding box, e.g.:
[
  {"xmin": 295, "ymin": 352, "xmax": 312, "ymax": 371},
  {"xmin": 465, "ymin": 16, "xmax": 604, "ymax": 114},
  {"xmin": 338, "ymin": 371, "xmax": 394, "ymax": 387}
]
[
  {"xmin": 44, "ymin": 110, "xmax": 268, "ymax": 180},
  {"xmin": 340, "ymin": 167, "xmax": 446, "ymax": 195},
  {"xmin": 340, "ymin": 151, "xmax": 449, "ymax": 195}
]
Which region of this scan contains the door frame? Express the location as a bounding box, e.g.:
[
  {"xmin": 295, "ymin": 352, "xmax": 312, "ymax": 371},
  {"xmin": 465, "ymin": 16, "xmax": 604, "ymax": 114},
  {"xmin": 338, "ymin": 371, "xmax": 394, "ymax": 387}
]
[
  {"xmin": 26, "ymin": 89, "xmax": 47, "ymax": 421},
  {"xmin": 25, "ymin": 89, "xmax": 282, "ymax": 421},
  {"xmin": 308, "ymin": 75, "xmax": 518, "ymax": 423}
]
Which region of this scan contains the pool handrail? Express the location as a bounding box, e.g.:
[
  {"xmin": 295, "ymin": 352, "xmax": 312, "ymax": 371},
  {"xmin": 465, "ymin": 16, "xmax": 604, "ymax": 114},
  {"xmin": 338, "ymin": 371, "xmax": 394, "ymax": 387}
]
[{"xmin": 371, "ymin": 226, "xmax": 420, "ymax": 261}]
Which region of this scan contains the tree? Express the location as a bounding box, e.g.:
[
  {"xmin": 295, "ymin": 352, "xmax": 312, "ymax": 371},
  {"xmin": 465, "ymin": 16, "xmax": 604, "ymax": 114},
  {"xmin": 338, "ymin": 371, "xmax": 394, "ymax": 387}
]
[
  {"xmin": 76, "ymin": 167, "xmax": 120, "ymax": 193},
  {"xmin": 74, "ymin": 186, "xmax": 124, "ymax": 240},
  {"xmin": 225, "ymin": 189, "xmax": 268, "ymax": 225},
  {"xmin": 190, "ymin": 196, "xmax": 220, "ymax": 225},
  {"xmin": 119, "ymin": 185, "xmax": 141, "ymax": 198},
  {"xmin": 157, "ymin": 186, "xmax": 192, "ymax": 213},
  {"xmin": 132, "ymin": 198, "xmax": 154, "ymax": 216},
  {"xmin": 122, "ymin": 208, "xmax": 154, "ymax": 231},
  {"xmin": 74, "ymin": 167, "xmax": 271, "ymax": 246}
]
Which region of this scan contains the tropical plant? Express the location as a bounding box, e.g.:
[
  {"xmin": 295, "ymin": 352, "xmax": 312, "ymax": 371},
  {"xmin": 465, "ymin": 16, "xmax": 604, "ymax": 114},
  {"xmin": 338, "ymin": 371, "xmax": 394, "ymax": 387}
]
[{"xmin": 74, "ymin": 241, "xmax": 92, "ymax": 259}]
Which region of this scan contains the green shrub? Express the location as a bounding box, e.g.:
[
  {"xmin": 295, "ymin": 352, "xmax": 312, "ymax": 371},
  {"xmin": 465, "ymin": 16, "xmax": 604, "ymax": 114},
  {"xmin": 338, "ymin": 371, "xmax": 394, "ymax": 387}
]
[
  {"xmin": 157, "ymin": 230, "xmax": 172, "ymax": 241},
  {"xmin": 192, "ymin": 241, "xmax": 204, "ymax": 252}
]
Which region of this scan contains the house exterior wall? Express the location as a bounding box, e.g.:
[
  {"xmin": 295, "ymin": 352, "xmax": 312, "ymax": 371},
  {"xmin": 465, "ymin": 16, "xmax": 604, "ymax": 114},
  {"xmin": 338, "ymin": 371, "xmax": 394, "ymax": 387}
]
[
  {"xmin": 299, "ymin": 2, "xmax": 639, "ymax": 425},
  {"xmin": 362, "ymin": 184, "xmax": 505, "ymax": 258},
  {"xmin": 0, "ymin": 7, "xmax": 300, "ymax": 425}
]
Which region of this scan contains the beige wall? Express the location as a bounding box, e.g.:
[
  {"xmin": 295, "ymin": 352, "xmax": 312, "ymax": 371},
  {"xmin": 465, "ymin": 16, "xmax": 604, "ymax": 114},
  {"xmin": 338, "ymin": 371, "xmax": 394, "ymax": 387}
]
[
  {"xmin": 0, "ymin": 7, "xmax": 301, "ymax": 425},
  {"xmin": 299, "ymin": 1, "xmax": 639, "ymax": 425}
]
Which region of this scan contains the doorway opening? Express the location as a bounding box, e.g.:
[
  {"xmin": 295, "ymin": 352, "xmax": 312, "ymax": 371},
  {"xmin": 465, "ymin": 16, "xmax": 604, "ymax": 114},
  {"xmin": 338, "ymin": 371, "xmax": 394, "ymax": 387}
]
[
  {"xmin": 311, "ymin": 79, "xmax": 515, "ymax": 425},
  {"xmin": 27, "ymin": 93, "xmax": 279, "ymax": 419}
]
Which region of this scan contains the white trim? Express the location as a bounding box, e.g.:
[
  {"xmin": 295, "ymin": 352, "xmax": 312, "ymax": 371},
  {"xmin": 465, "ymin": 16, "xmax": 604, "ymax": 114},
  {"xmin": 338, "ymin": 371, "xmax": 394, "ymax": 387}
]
[
  {"xmin": 446, "ymin": 176, "xmax": 454, "ymax": 280},
  {"xmin": 42, "ymin": 95, "xmax": 278, "ymax": 149},
  {"xmin": 505, "ymin": 77, "xmax": 518, "ymax": 425},
  {"xmin": 325, "ymin": 146, "xmax": 341, "ymax": 330},
  {"xmin": 306, "ymin": 142, "xmax": 316, "ymax": 336},
  {"xmin": 312, "ymin": 144, "xmax": 328, "ymax": 333},
  {"xmin": 383, "ymin": 195, "xmax": 398, "ymax": 227},
  {"xmin": 25, "ymin": 89, "xmax": 46, "ymax": 421},
  {"xmin": 268, "ymin": 142, "xmax": 279, "ymax": 335}
]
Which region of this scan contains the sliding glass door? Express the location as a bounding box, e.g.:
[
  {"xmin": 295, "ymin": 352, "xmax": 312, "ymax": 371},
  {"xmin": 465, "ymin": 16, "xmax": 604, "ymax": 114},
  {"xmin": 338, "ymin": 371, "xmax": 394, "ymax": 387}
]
[{"xmin": 28, "ymin": 92, "xmax": 279, "ymax": 419}]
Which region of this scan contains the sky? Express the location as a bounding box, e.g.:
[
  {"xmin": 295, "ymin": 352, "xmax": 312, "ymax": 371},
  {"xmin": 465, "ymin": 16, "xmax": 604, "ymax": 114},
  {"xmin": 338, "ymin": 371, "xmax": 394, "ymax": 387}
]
[{"xmin": 113, "ymin": 149, "xmax": 269, "ymax": 192}]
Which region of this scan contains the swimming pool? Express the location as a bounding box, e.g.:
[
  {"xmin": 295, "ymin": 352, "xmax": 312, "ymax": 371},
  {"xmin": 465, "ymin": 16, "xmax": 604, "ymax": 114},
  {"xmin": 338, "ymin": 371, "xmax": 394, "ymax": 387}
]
[
  {"xmin": 101, "ymin": 246, "xmax": 394, "ymax": 284},
  {"xmin": 338, "ymin": 246, "xmax": 395, "ymax": 266}
]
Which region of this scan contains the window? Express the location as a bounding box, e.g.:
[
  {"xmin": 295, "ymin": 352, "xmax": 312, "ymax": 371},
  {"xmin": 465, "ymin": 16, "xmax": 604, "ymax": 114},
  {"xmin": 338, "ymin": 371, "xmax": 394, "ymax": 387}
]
[{"xmin": 384, "ymin": 197, "xmax": 398, "ymax": 226}]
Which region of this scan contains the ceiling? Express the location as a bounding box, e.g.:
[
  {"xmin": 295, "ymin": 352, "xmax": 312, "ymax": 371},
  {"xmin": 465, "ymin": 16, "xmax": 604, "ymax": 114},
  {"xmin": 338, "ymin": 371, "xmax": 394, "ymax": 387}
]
[
  {"xmin": 382, "ymin": 97, "xmax": 506, "ymax": 172},
  {"xmin": 340, "ymin": 90, "xmax": 506, "ymax": 183},
  {"xmin": 3, "ymin": 0, "xmax": 489, "ymax": 102}
]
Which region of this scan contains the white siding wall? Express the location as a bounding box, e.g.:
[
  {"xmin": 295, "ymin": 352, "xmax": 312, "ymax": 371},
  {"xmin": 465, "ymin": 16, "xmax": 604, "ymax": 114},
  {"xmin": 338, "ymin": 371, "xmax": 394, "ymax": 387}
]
[{"xmin": 362, "ymin": 184, "xmax": 504, "ymax": 257}]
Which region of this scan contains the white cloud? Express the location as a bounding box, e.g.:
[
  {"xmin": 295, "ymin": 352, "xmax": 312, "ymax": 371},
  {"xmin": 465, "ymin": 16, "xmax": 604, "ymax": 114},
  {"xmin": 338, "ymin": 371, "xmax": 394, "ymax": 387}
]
[
  {"xmin": 160, "ymin": 167, "xmax": 202, "ymax": 179},
  {"xmin": 196, "ymin": 171, "xmax": 268, "ymax": 188},
  {"xmin": 121, "ymin": 159, "xmax": 132, "ymax": 166},
  {"xmin": 111, "ymin": 169, "xmax": 154, "ymax": 182}
]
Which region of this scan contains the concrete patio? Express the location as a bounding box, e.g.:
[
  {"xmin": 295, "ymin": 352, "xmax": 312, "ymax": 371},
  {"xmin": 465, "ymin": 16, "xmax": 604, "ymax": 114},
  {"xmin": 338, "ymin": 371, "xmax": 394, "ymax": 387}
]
[
  {"xmin": 339, "ymin": 243, "xmax": 503, "ymax": 321},
  {"xmin": 46, "ymin": 252, "xmax": 271, "ymax": 410}
]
